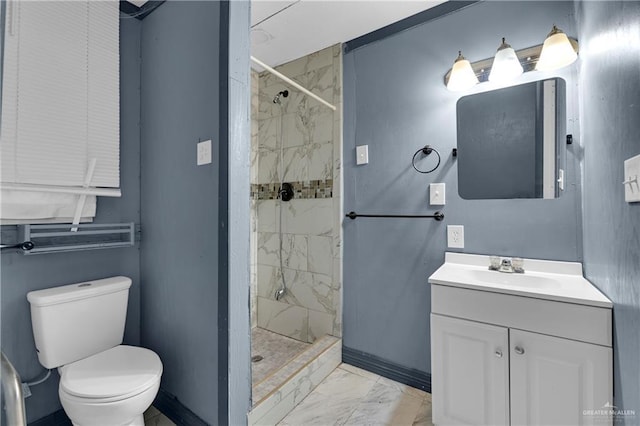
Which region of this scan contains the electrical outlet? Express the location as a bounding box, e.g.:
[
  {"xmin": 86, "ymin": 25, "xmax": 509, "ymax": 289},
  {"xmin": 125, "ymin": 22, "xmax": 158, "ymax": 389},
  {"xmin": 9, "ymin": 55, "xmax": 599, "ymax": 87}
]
[
  {"xmin": 197, "ymin": 140, "xmax": 212, "ymax": 166},
  {"xmin": 447, "ymin": 225, "xmax": 464, "ymax": 249}
]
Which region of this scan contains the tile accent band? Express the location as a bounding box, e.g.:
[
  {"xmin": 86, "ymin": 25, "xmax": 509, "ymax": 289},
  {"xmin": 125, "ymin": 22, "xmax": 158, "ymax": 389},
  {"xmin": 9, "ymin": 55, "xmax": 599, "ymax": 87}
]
[{"xmin": 251, "ymin": 179, "xmax": 333, "ymax": 200}]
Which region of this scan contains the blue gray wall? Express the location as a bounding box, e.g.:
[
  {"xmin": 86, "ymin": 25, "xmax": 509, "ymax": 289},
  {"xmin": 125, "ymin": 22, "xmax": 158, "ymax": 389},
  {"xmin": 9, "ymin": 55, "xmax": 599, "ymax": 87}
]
[
  {"xmin": 0, "ymin": 16, "xmax": 142, "ymax": 423},
  {"xmin": 576, "ymin": 1, "xmax": 640, "ymax": 420},
  {"xmin": 139, "ymin": 2, "xmax": 221, "ymax": 424},
  {"xmin": 343, "ymin": 1, "xmax": 582, "ymax": 373}
]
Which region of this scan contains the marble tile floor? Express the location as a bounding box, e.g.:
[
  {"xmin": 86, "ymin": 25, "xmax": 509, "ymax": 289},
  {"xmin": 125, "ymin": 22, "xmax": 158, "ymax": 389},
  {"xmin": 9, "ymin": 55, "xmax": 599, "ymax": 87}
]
[
  {"xmin": 144, "ymin": 406, "xmax": 176, "ymax": 426},
  {"xmin": 142, "ymin": 361, "xmax": 431, "ymax": 426},
  {"xmin": 278, "ymin": 363, "xmax": 433, "ymax": 426},
  {"xmin": 252, "ymin": 327, "xmax": 311, "ymax": 386}
]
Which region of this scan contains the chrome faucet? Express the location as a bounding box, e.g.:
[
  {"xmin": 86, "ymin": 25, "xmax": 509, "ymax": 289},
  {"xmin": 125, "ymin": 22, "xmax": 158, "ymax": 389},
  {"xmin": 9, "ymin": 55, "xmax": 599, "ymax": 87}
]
[
  {"xmin": 499, "ymin": 258, "xmax": 515, "ymax": 273},
  {"xmin": 489, "ymin": 257, "xmax": 524, "ymax": 273}
]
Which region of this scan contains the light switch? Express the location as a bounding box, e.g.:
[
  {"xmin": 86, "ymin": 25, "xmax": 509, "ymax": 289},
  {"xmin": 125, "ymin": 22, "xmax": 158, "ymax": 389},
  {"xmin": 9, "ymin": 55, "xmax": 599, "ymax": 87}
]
[
  {"xmin": 447, "ymin": 225, "xmax": 464, "ymax": 249},
  {"xmin": 557, "ymin": 169, "xmax": 565, "ymax": 191},
  {"xmin": 197, "ymin": 140, "xmax": 212, "ymax": 166},
  {"xmin": 623, "ymin": 154, "xmax": 640, "ymax": 203},
  {"xmin": 356, "ymin": 145, "xmax": 369, "ymax": 165},
  {"xmin": 430, "ymin": 183, "xmax": 446, "ymax": 205}
]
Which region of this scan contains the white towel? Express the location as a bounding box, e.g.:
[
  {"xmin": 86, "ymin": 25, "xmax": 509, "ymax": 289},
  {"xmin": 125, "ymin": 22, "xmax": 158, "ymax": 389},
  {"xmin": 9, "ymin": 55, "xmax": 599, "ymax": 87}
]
[{"xmin": 0, "ymin": 189, "xmax": 96, "ymax": 224}]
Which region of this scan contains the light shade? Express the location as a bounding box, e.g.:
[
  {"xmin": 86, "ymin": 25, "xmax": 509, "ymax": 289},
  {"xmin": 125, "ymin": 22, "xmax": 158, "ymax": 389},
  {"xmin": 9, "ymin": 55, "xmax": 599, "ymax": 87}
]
[
  {"xmin": 488, "ymin": 38, "xmax": 523, "ymax": 82},
  {"xmin": 536, "ymin": 25, "xmax": 578, "ymax": 71},
  {"xmin": 446, "ymin": 51, "xmax": 479, "ymax": 92}
]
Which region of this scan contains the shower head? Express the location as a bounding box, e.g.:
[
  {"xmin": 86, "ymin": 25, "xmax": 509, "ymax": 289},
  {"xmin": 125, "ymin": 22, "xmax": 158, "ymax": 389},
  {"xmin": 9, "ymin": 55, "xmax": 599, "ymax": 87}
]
[{"xmin": 272, "ymin": 90, "xmax": 289, "ymax": 104}]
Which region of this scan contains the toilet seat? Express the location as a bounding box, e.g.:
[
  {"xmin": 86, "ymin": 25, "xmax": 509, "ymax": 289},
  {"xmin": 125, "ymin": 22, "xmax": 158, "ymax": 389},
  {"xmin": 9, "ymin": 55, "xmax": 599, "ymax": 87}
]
[{"xmin": 60, "ymin": 345, "xmax": 162, "ymax": 403}]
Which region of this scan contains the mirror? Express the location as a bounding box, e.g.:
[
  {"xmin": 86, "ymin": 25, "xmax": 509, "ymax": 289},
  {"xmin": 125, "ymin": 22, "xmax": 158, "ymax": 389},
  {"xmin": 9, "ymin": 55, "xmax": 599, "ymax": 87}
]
[{"xmin": 456, "ymin": 78, "xmax": 566, "ymax": 199}]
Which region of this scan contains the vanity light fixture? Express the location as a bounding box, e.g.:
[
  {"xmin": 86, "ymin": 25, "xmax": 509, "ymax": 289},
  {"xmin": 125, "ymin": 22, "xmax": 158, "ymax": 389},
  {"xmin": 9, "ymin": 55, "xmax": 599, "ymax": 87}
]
[
  {"xmin": 444, "ymin": 25, "xmax": 579, "ymax": 90},
  {"xmin": 536, "ymin": 25, "xmax": 578, "ymax": 71},
  {"xmin": 488, "ymin": 38, "xmax": 523, "ymax": 82},
  {"xmin": 446, "ymin": 51, "xmax": 479, "ymax": 91}
]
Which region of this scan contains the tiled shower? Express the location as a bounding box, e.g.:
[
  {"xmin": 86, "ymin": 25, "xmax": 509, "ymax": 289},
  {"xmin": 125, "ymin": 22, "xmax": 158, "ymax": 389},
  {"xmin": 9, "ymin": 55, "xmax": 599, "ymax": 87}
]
[{"xmin": 250, "ymin": 44, "xmax": 343, "ymax": 344}]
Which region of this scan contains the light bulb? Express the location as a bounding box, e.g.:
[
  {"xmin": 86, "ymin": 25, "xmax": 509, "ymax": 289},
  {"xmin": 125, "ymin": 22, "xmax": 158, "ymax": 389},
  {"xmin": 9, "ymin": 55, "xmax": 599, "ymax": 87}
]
[
  {"xmin": 536, "ymin": 25, "xmax": 578, "ymax": 71},
  {"xmin": 488, "ymin": 38, "xmax": 523, "ymax": 82},
  {"xmin": 446, "ymin": 51, "xmax": 479, "ymax": 92}
]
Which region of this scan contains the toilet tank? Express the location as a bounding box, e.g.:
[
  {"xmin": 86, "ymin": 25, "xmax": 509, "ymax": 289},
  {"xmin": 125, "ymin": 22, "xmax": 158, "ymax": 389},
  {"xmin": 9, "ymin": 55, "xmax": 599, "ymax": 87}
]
[{"xmin": 27, "ymin": 276, "xmax": 132, "ymax": 369}]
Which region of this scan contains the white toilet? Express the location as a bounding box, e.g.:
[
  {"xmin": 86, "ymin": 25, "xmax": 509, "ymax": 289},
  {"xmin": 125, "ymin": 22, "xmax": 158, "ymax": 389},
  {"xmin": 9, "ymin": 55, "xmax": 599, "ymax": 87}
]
[{"xmin": 27, "ymin": 276, "xmax": 163, "ymax": 426}]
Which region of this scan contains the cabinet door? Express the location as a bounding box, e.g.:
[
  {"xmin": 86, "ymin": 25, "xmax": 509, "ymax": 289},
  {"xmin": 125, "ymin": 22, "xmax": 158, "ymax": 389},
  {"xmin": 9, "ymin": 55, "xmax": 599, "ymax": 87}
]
[
  {"xmin": 510, "ymin": 329, "xmax": 613, "ymax": 426},
  {"xmin": 431, "ymin": 314, "xmax": 510, "ymax": 426}
]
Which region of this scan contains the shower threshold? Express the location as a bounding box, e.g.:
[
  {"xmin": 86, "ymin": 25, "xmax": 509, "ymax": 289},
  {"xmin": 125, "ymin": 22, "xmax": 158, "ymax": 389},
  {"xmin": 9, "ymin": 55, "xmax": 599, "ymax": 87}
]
[{"xmin": 248, "ymin": 330, "xmax": 341, "ymax": 425}]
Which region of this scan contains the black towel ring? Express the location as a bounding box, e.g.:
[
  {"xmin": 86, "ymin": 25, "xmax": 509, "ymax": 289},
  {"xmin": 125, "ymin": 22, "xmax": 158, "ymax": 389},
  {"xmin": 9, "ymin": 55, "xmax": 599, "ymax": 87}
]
[{"xmin": 412, "ymin": 145, "xmax": 441, "ymax": 174}]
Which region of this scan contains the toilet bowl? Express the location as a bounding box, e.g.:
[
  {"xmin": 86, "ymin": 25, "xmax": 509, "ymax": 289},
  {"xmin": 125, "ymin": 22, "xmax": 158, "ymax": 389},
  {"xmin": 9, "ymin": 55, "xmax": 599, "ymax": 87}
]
[
  {"xmin": 27, "ymin": 277, "xmax": 163, "ymax": 426},
  {"xmin": 58, "ymin": 345, "xmax": 162, "ymax": 426},
  {"xmin": 60, "ymin": 381, "xmax": 159, "ymax": 426}
]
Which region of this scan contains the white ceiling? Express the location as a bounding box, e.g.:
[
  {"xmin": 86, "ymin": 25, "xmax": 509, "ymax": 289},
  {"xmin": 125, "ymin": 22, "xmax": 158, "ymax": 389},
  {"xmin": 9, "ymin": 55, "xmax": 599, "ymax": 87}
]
[
  {"xmin": 126, "ymin": 1, "xmax": 447, "ymax": 70},
  {"xmin": 251, "ymin": 0, "xmax": 446, "ymax": 69}
]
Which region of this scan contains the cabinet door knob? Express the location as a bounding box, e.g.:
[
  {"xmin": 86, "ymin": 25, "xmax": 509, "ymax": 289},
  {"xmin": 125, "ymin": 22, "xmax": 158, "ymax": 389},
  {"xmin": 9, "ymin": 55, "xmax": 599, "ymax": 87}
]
[
  {"xmin": 495, "ymin": 350, "xmax": 503, "ymax": 358},
  {"xmin": 514, "ymin": 346, "xmax": 525, "ymax": 355}
]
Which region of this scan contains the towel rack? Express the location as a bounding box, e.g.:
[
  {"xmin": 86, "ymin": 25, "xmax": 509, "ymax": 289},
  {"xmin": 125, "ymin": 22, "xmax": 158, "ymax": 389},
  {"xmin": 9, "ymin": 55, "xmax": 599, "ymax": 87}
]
[
  {"xmin": 18, "ymin": 222, "xmax": 135, "ymax": 255},
  {"xmin": 346, "ymin": 211, "xmax": 444, "ymax": 221},
  {"xmin": 0, "ymin": 241, "xmax": 35, "ymax": 252}
]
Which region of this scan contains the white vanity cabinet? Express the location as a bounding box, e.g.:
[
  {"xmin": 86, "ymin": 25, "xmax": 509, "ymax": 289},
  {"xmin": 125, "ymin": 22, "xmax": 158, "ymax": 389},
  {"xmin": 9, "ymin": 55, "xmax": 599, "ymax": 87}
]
[
  {"xmin": 429, "ymin": 253, "xmax": 613, "ymax": 426},
  {"xmin": 432, "ymin": 314, "xmax": 612, "ymax": 426},
  {"xmin": 509, "ymin": 329, "xmax": 612, "ymax": 425},
  {"xmin": 431, "ymin": 315, "xmax": 509, "ymax": 426}
]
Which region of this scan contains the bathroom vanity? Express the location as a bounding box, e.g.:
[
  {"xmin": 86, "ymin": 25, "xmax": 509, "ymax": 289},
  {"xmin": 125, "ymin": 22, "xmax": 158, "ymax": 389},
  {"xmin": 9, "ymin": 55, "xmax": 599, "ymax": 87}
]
[{"xmin": 429, "ymin": 253, "xmax": 612, "ymax": 426}]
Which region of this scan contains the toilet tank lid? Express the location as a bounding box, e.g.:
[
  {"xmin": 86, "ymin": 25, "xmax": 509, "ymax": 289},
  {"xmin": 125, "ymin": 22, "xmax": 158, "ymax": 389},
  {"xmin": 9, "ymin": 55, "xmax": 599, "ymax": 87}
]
[{"xmin": 27, "ymin": 276, "xmax": 132, "ymax": 307}]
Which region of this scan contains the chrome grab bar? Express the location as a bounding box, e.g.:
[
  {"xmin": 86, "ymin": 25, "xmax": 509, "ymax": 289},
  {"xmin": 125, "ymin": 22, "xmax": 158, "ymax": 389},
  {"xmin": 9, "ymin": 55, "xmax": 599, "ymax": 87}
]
[{"xmin": 1, "ymin": 351, "xmax": 27, "ymax": 426}]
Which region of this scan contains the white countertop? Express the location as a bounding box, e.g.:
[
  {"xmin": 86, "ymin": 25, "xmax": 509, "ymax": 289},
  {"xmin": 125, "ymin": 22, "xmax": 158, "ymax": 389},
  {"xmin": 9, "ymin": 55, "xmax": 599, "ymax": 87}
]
[{"xmin": 429, "ymin": 252, "xmax": 612, "ymax": 308}]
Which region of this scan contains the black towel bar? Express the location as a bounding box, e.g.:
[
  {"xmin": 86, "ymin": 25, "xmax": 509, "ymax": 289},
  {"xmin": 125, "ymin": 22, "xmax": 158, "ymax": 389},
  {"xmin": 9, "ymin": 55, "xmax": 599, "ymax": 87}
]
[{"xmin": 346, "ymin": 211, "xmax": 444, "ymax": 221}]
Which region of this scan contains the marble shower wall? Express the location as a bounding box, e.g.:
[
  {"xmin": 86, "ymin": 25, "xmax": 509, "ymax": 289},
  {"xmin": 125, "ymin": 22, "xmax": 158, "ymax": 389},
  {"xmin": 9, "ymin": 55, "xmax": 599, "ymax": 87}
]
[
  {"xmin": 250, "ymin": 45, "xmax": 343, "ymax": 343},
  {"xmin": 251, "ymin": 69, "xmax": 259, "ymax": 329}
]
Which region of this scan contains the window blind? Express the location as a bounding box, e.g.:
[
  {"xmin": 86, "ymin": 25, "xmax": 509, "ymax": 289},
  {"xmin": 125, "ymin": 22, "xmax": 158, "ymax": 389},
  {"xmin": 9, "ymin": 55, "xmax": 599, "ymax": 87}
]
[{"xmin": 0, "ymin": 0, "xmax": 120, "ymax": 190}]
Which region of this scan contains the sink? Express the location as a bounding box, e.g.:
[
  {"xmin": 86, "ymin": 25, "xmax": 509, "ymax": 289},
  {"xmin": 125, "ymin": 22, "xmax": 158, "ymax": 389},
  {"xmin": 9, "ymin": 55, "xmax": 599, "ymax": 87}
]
[
  {"xmin": 428, "ymin": 252, "xmax": 613, "ymax": 308},
  {"xmin": 467, "ymin": 269, "xmax": 561, "ymax": 289}
]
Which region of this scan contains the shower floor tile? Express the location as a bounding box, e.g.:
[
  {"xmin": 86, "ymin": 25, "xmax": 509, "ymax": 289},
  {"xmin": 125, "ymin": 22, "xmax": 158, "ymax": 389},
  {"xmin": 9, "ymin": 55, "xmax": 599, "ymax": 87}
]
[{"xmin": 252, "ymin": 327, "xmax": 311, "ymax": 386}]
